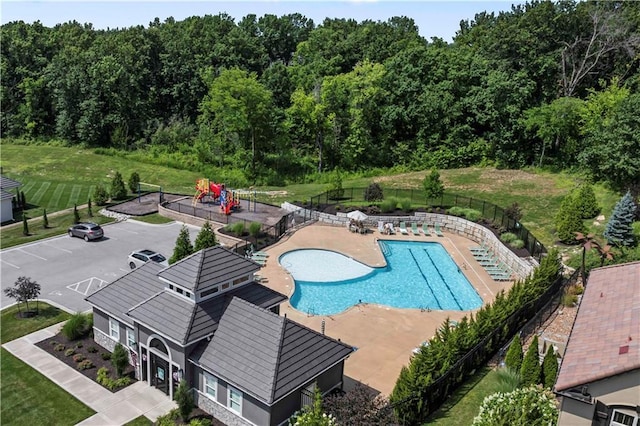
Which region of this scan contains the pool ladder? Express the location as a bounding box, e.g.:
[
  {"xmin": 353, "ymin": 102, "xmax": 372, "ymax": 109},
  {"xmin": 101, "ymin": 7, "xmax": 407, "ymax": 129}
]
[{"xmin": 379, "ymin": 241, "xmax": 391, "ymax": 257}]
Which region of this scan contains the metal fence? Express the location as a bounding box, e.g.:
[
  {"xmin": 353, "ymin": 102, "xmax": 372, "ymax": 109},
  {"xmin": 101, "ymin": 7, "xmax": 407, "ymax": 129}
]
[{"xmin": 307, "ymin": 188, "xmax": 546, "ymax": 260}]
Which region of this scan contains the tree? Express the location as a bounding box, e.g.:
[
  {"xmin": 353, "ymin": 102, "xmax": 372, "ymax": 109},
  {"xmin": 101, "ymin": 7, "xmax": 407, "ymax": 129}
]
[
  {"xmin": 289, "ymin": 385, "xmax": 335, "ymax": 426},
  {"xmin": 554, "ymin": 192, "xmax": 586, "ymax": 243},
  {"xmin": 87, "ymin": 197, "xmax": 93, "ymax": 217},
  {"xmin": 128, "ymin": 172, "xmax": 140, "ymax": 194},
  {"xmin": 604, "ymin": 190, "xmax": 637, "ymax": 247},
  {"xmin": 328, "ymin": 169, "xmax": 344, "ymax": 200},
  {"xmin": 505, "ymin": 202, "xmax": 523, "ymax": 222},
  {"xmin": 110, "ymin": 171, "xmax": 127, "ymax": 200},
  {"xmin": 364, "ymin": 183, "xmax": 384, "ymax": 202},
  {"xmin": 4, "ymin": 276, "xmax": 41, "ymax": 316},
  {"xmin": 111, "ymin": 343, "xmax": 129, "ymax": 378},
  {"xmin": 175, "ymin": 379, "xmax": 194, "ymax": 422},
  {"xmin": 193, "ymin": 221, "xmax": 217, "ymax": 252},
  {"xmin": 169, "ymin": 225, "xmax": 194, "ymax": 264},
  {"xmin": 541, "ymin": 345, "xmax": 559, "ymax": 389},
  {"xmin": 22, "ymin": 214, "xmax": 29, "ymax": 236},
  {"xmin": 20, "ymin": 191, "xmax": 27, "ymax": 210},
  {"xmin": 42, "ymin": 209, "xmax": 48, "ymax": 228},
  {"xmin": 324, "ymin": 382, "xmax": 397, "ymax": 425},
  {"xmin": 93, "ymin": 184, "xmax": 109, "ymax": 206},
  {"xmin": 575, "ymin": 184, "xmax": 600, "ymax": 219},
  {"xmin": 423, "ymin": 169, "xmax": 444, "ymax": 203},
  {"xmin": 73, "ymin": 204, "xmax": 80, "ymax": 224},
  {"xmin": 472, "ymin": 386, "xmax": 558, "ymax": 426},
  {"xmin": 504, "ymin": 335, "xmax": 523, "ymax": 372},
  {"xmin": 520, "ymin": 335, "xmax": 541, "ymax": 386}
]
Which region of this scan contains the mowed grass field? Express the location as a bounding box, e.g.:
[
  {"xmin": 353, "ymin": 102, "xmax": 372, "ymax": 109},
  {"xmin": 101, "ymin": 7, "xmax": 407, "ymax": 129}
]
[{"xmin": 1, "ymin": 144, "xmax": 622, "ymax": 248}]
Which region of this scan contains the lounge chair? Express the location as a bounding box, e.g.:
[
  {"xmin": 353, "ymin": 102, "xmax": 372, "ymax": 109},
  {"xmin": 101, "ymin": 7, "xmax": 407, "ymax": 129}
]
[
  {"xmin": 434, "ymin": 223, "xmax": 444, "ymax": 237},
  {"xmin": 411, "ymin": 222, "xmax": 421, "ymax": 236},
  {"xmin": 385, "ymin": 223, "xmax": 396, "ymax": 235},
  {"xmin": 398, "ymin": 222, "xmax": 409, "ymax": 235},
  {"xmin": 470, "ymin": 243, "xmax": 489, "ymax": 254},
  {"xmin": 421, "ymin": 224, "xmax": 431, "ymax": 236},
  {"xmin": 378, "ymin": 221, "xmax": 385, "ymax": 234}
]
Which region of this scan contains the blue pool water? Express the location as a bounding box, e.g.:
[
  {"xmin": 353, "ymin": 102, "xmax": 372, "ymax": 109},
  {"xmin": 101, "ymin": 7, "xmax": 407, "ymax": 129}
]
[{"xmin": 280, "ymin": 240, "xmax": 483, "ymax": 316}]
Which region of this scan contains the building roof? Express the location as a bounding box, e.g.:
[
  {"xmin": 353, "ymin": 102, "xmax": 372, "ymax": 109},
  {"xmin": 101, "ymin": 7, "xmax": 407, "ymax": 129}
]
[
  {"xmin": 555, "ymin": 261, "xmax": 640, "ymax": 392},
  {"xmin": 194, "ymin": 297, "xmax": 354, "ymax": 405},
  {"xmin": 1, "ymin": 190, "xmax": 14, "ymax": 201},
  {"xmin": 158, "ymin": 246, "xmax": 261, "ymax": 292},
  {"xmin": 0, "ymin": 175, "xmax": 21, "ymax": 190}
]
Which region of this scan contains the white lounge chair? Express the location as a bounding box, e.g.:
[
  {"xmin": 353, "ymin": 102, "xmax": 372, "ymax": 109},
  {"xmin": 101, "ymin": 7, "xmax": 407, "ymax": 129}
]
[{"xmin": 398, "ymin": 222, "xmax": 409, "ymax": 235}]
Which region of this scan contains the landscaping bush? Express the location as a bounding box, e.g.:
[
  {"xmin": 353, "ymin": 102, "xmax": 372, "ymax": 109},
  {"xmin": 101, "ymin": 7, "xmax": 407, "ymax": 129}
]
[
  {"xmin": 575, "ymin": 184, "xmax": 600, "ymax": 219},
  {"xmin": 65, "ymin": 348, "xmax": 76, "ymax": 357},
  {"xmin": 156, "ymin": 409, "xmax": 180, "ymax": 426},
  {"xmin": 520, "ymin": 335, "xmax": 541, "ymax": 386},
  {"xmin": 75, "ymin": 342, "xmax": 83, "ymax": 349},
  {"xmin": 87, "ymin": 346, "xmax": 98, "ymax": 353},
  {"xmin": 128, "ymin": 171, "xmax": 141, "ymax": 194},
  {"xmin": 96, "ymin": 367, "xmax": 132, "ymax": 390},
  {"xmin": 101, "ymin": 352, "xmax": 111, "ymax": 361},
  {"xmin": 110, "ymin": 171, "xmax": 127, "ymax": 200},
  {"xmin": 400, "ymin": 198, "xmax": 412, "ymax": 212},
  {"xmin": 61, "ymin": 312, "xmax": 92, "ymax": 340},
  {"xmin": 542, "ymin": 345, "xmax": 559, "ymax": 389},
  {"xmin": 511, "ymin": 239, "xmax": 525, "ymax": 249},
  {"xmin": 494, "ymin": 367, "xmax": 522, "ymax": 394},
  {"xmin": 380, "ymin": 198, "xmax": 397, "ymax": 213},
  {"xmin": 505, "ymin": 202, "xmax": 523, "ymax": 222},
  {"xmin": 500, "ymin": 232, "xmax": 518, "ymax": 244},
  {"xmin": 77, "ymin": 360, "xmax": 94, "ymax": 370},
  {"xmin": 175, "ymin": 379, "xmax": 194, "ymax": 422},
  {"xmin": 464, "ymin": 209, "xmax": 482, "ymax": 222},
  {"xmin": 54, "ymin": 344, "xmax": 65, "ymax": 351},
  {"xmin": 363, "ymin": 183, "xmax": 384, "ymax": 202},
  {"xmin": 73, "ymin": 354, "xmax": 85, "ymax": 363},
  {"xmin": 562, "ymin": 293, "xmax": 578, "ymax": 307},
  {"xmin": 111, "ymin": 343, "xmax": 129, "ymax": 377},
  {"xmin": 504, "ymin": 336, "xmax": 523, "ymax": 372},
  {"xmin": 447, "ymin": 206, "xmax": 466, "ymax": 217},
  {"xmin": 248, "ymin": 222, "xmax": 262, "ymax": 239},
  {"xmin": 93, "ymin": 184, "xmax": 109, "ymax": 206},
  {"xmin": 230, "ymin": 221, "xmax": 246, "ymax": 236},
  {"xmin": 472, "ymin": 386, "xmax": 558, "ymax": 426}
]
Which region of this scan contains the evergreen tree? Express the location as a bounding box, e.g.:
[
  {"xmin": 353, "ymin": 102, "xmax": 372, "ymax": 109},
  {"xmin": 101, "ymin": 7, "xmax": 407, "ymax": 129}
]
[
  {"xmin": 554, "ymin": 192, "xmax": 586, "ymax": 243},
  {"xmin": 93, "ymin": 184, "xmax": 109, "ymax": 206},
  {"xmin": 87, "ymin": 198, "xmax": 93, "ymax": 217},
  {"xmin": 73, "ymin": 204, "xmax": 80, "ymax": 224},
  {"xmin": 42, "ymin": 209, "xmax": 48, "ymax": 228},
  {"xmin": 128, "ymin": 171, "xmax": 140, "ymax": 194},
  {"xmin": 541, "ymin": 345, "xmax": 559, "ymax": 389},
  {"xmin": 575, "ymin": 184, "xmax": 600, "ymax": 219},
  {"xmin": 604, "ymin": 191, "xmax": 637, "ymax": 247},
  {"xmin": 194, "ymin": 221, "xmax": 217, "ymax": 252},
  {"xmin": 423, "ymin": 169, "xmax": 444, "ymax": 203},
  {"xmin": 110, "ymin": 171, "xmax": 127, "ymax": 200},
  {"xmin": 520, "ymin": 335, "xmax": 541, "ymax": 386},
  {"xmin": 504, "ymin": 335, "xmax": 524, "ymax": 372},
  {"xmin": 169, "ymin": 225, "xmax": 194, "ymax": 264},
  {"xmin": 175, "ymin": 379, "xmax": 194, "ymax": 422},
  {"xmin": 22, "ymin": 215, "xmax": 29, "ymax": 236},
  {"xmin": 110, "ymin": 343, "xmax": 129, "ymax": 377}
]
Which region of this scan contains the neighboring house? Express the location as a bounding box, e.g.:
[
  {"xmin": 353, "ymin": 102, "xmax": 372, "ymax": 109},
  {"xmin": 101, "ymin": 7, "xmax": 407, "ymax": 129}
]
[
  {"xmin": 86, "ymin": 246, "xmax": 355, "ymax": 426},
  {"xmin": 0, "ymin": 175, "xmax": 21, "ymax": 223},
  {"xmin": 555, "ymin": 261, "xmax": 640, "ymax": 426}
]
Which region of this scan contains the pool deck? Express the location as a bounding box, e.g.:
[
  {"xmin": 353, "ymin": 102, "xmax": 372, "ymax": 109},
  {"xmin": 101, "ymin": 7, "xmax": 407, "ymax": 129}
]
[{"xmin": 257, "ymin": 222, "xmax": 515, "ymax": 397}]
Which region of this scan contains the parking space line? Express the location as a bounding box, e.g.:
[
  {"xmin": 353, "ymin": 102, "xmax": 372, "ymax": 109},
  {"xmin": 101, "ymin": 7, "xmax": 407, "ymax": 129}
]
[
  {"xmin": 0, "ymin": 259, "xmax": 20, "ymax": 269},
  {"xmin": 43, "ymin": 242, "xmax": 73, "ymax": 253},
  {"xmin": 117, "ymin": 229, "xmax": 139, "ymax": 235},
  {"xmin": 18, "ymin": 248, "xmax": 47, "ymax": 261}
]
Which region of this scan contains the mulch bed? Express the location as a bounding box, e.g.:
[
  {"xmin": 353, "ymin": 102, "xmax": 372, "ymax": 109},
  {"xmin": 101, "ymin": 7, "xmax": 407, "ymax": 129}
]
[{"xmin": 35, "ymin": 333, "xmax": 136, "ymax": 393}]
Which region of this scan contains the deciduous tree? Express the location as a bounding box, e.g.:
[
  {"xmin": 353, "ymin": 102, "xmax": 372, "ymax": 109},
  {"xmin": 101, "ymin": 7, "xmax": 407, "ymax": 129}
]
[{"xmin": 4, "ymin": 276, "xmax": 41, "ymax": 315}]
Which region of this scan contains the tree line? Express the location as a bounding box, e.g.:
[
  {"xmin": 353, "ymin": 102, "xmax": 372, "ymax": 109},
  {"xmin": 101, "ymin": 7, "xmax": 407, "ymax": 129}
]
[{"xmin": 2, "ymin": 0, "xmax": 639, "ymax": 189}]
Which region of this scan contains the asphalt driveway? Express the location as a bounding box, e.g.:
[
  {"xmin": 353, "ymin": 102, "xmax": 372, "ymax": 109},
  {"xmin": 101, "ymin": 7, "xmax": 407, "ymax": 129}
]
[{"xmin": 0, "ymin": 220, "xmax": 200, "ymax": 312}]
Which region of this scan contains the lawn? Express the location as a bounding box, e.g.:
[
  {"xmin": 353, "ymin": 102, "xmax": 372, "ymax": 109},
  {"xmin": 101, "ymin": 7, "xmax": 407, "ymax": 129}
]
[
  {"xmin": 124, "ymin": 416, "xmax": 154, "ymax": 426},
  {"xmin": 0, "ymin": 303, "xmax": 96, "ymax": 425},
  {"xmin": 425, "ymin": 367, "xmax": 500, "ymax": 426}
]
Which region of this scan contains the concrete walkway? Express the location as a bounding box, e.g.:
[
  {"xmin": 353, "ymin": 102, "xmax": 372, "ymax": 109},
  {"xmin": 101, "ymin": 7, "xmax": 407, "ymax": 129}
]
[{"xmin": 2, "ymin": 323, "xmax": 176, "ymax": 425}]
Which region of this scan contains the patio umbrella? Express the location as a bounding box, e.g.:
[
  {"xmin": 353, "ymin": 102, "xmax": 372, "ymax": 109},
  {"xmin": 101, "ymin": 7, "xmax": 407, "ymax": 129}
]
[{"xmin": 347, "ymin": 210, "xmax": 368, "ymax": 221}]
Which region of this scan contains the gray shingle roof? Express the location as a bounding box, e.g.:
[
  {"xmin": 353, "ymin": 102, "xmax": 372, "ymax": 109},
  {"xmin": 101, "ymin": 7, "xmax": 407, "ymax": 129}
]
[
  {"xmin": 85, "ymin": 262, "xmax": 166, "ymax": 327},
  {"xmin": 195, "ymin": 297, "xmax": 354, "ymax": 405},
  {"xmin": 0, "ymin": 175, "xmax": 21, "ymax": 190},
  {"xmin": 158, "ymin": 246, "xmax": 261, "ymax": 292},
  {"xmin": 127, "ymin": 291, "xmax": 195, "ymax": 343}
]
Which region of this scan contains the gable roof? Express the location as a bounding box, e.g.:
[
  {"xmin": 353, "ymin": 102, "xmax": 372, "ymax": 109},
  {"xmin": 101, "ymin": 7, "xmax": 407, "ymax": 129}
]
[
  {"xmin": 1, "ymin": 190, "xmax": 14, "ymax": 201},
  {"xmin": 555, "ymin": 261, "xmax": 640, "ymax": 392},
  {"xmin": 194, "ymin": 297, "xmax": 354, "ymax": 405},
  {"xmin": 0, "ymin": 175, "xmax": 21, "ymax": 190},
  {"xmin": 158, "ymin": 246, "xmax": 261, "ymax": 292}
]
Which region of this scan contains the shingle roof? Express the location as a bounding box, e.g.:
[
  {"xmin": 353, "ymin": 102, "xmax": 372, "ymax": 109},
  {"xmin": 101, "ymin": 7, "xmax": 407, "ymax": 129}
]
[
  {"xmin": 555, "ymin": 261, "xmax": 640, "ymax": 392},
  {"xmin": 0, "ymin": 175, "xmax": 21, "ymax": 190},
  {"xmin": 1, "ymin": 190, "xmax": 14, "ymax": 201},
  {"xmin": 195, "ymin": 297, "xmax": 354, "ymax": 405},
  {"xmin": 158, "ymin": 246, "xmax": 261, "ymax": 292}
]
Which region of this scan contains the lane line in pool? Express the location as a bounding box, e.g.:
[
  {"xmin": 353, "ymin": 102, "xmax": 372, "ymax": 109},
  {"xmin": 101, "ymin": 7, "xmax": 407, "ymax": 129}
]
[
  {"xmin": 408, "ymin": 249, "xmax": 442, "ymax": 310},
  {"xmin": 422, "ymin": 248, "xmax": 463, "ymax": 310}
]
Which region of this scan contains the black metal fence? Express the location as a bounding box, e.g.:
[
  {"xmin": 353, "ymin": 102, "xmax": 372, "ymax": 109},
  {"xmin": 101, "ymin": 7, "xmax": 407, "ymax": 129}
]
[{"xmin": 307, "ymin": 188, "xmax": 546, "ymax": 260}]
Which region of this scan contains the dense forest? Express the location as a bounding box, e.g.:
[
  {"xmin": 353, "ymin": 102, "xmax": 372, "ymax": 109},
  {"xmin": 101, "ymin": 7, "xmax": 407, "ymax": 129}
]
[{"xmin": 2, "ymin": 0, "xmax": 639, "ymax": 189}]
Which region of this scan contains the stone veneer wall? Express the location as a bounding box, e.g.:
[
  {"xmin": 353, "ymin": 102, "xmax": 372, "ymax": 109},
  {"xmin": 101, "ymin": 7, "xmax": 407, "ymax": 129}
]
[
  {"xmin": 282, "ymin": 202, "xmax": 537, "ymax": 279},
  {"xmin": 93, "ymin": 328, "xmax": 139, "ymax": 378},
  {"xmin": 194, "ymin": 391, "xmax": 255, "ymax": 426}
]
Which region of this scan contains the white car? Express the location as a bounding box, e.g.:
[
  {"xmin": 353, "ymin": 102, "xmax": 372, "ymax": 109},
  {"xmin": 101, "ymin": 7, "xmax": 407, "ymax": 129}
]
[{"xmin": 128, "ymin": 249, "xmax": 169, "ymax": 269}]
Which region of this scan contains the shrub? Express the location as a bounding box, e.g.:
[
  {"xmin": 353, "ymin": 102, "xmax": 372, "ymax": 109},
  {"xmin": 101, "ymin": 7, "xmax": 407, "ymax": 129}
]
[
  {"xmin": 65, "ymin": 348, "xmax": 76, "ymax": 356},
  {"xmin": 230, "ymin": 221, "xmax": 246, "ymax": 236},
  {"xmin": 500, "ymin": 232, "xmax": 518, "ymax": 244},
  {"xmin": 128, "ymin": 172, "xmax": 141, "ymax": 194},
  {"xmin": 110, "ymin": 171, "xmax": 127, "ymax": 200},
  {"xmin": 504, "ymin": 336, "xmax": 523, "ymax": 372},
  {"xmin": 75, "ymin": 342, "xmax": 83, "ymax": 349},
  {"xmin": 248, "ymin": 222, "xmax": 261, "ymax": 239},
  {"xmin": 175, "ymin": 379, "xmax": 195, "ymax": 422},
  {"xmin": 542, "ymin": 345, "xmax": 559, "ymax": 388},
  {"xmin": 363, "ymin": 183, "xmax": 384, "ymax": 202},
  {"xmin": 50, "ymin": 341, "xmax": 58, "ymax": 346},
  {"xmin": 87, "ymin": 346, "xmax": 98, "ymax": 353},
  {"xmin": 562, "ymin": 293, "xmax": 578, "ymax": 307},
  {"xmin": 575, "ymin": 184, "xmax": 600, "ymax": 219},
  {"xmin": 511, "ymin": 239, "xmax": 525, "ymax": 249},
  {"xmin": 520, "ymin": 335, "xmax": 541, "ymax": 386},
  {"xmin": 555, "ymin": 193, "xmax": 586, "ymax": 243},
  {"xmin": 494, "ymin": 367, "xmax": 522, "ymax": 394},
  {"xmin": 101, "ymin": 352, "xmax": 111, "ymax": 361},
  {"xmin": 73, "ymin": 354, "xmax": 85, "ymax": 363},
  {"xmin": 96, "ymin": 366, "xmax": 131, "ymax": 390},
  {"xmin": 568, "ymin": 284, "xmax": 584, "ymax": 295},
  {"xmin": 447, "ymin": 206, "xmax": 466, "ymax": 217},
  {"xmin": 423, "ymin": 169, "xmax": 444, "ymax": 202},
  {"xmin": 505, "ymin": 202, "xmax": 523, "ymax": 222},
  {"xmin": 111, "ymin": 343, "xmax": 129, "ymax": 377},
  {"xmin": 464, "ymin": 209, "xmax": 482, "ymax": 222},
  {"xmin": 77, "ymin": 360, "xmax": 94, "ymax": 370},
  {"xmin": 93, "ymin": 184, "xmax": 109, "ymax": 206},
  {"xmin": 380, "ymin": 198, "xmax": 397, "ymax": 213},
  {"xmin": 156, "ymin": 409, "xmax": 180, "ymax": 426},
  {"xmin": 54, "ymin": 344, "xmax": 65, "ymax": 351},
  {"xmin": 62, "ymin": 313, "xmax": 91, "ymax": 340},
  {"xmin": 188, "ymin": 419, "xmax": 210, "ymax": 426},
  {"xmin": 400, "ymin": 198, "xmax": 412, "ymax": 212},
  {"xmin": 472, "ymin": 386, "xmax": 558, "ymax": 426}
]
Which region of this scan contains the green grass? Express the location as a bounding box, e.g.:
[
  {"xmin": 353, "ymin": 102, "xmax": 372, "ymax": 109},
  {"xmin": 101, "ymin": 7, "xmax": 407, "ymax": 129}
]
[
  {"xmin": 129, "ymin": 213, "xmax": 175, "ymax": 225},
  {"xmin": 124, "ymin": 416, "xmax": 154, "ymax": 425},
  {"xmin": 425, "ymin": 367, "xmax": 500, "ymax": 426},
  {"xmin": 0, "ymin": 208, "xmax": 113, "ymax": 249},
  {"xmin": 0, "ymin": 348, "xmax": 96, "ymax": 425},
  {"xmin": 1, "ymin": 303, "xmax": 71, "ymax": 344}
]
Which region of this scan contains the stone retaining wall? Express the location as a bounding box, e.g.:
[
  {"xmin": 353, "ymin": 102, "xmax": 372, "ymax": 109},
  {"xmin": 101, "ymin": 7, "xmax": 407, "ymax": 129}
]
[
  {"xmin": 194, "ymin": 391, "xmax": 254, "ymax": 426},
  {"xmin": 282, "ymin": 202, "xmax": 536, "ymax": 279}
]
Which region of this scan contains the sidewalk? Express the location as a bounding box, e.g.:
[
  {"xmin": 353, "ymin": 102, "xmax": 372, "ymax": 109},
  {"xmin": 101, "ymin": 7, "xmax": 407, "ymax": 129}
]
[{"xmin": 2, "ymin": 323, "xmax": 176, "ymax": 425}]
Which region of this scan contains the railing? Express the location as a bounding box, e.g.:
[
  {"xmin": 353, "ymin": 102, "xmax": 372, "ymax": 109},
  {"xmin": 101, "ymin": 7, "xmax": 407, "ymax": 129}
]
[{"xmin": 307, "ymin": 188, "xmax": 546, "ymax": 261}]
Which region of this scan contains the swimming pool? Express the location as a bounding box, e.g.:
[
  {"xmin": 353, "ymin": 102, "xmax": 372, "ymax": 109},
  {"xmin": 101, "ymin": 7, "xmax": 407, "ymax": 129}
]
[{"xmin": 279, "ymin": 240, "xmax": 483, "ymax": 316}]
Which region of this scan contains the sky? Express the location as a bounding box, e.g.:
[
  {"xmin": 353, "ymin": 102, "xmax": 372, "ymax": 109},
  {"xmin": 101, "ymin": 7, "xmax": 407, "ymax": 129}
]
[{"xmin": 1, "ymin": 1, "xmax": 524, "ymax": 41}]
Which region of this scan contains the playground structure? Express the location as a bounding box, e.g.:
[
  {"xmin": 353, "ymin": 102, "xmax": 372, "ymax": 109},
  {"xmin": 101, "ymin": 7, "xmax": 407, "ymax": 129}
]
[{"xmin": 192, "ymin": 178, "xmax": 240, "ymax": 215}]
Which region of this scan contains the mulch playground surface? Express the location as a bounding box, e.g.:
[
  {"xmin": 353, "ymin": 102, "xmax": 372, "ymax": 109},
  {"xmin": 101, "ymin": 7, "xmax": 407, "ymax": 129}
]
[{"xmin": 108, "ymin": 192, "xmax": 185, "ymax": 216}]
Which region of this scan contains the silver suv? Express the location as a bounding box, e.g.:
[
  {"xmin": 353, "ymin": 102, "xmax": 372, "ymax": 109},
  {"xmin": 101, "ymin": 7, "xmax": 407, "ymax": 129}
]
[
  {"xmin": 68, "ymin": 222, "xmax": 104, "ymax": 241},
  {"xmin": 128, "ymin": 249, "xmax": 169, "ymax": 269}
]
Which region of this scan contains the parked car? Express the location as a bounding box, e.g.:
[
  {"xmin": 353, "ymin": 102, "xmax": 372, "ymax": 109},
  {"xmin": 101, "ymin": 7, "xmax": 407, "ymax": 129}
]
[
  {"xmin": 128, "ymin": 249, "xmax": 169, "ymax": 269},
  {"xmin": 68, "ymin": 222, "xmax": 104, "ymax": 241}
]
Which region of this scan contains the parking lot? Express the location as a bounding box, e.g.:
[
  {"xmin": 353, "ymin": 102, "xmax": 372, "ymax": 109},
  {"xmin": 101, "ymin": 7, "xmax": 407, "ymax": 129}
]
[{"xmin": 0, "ymin": 220, "xmax": 200, "ymax": 312}]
